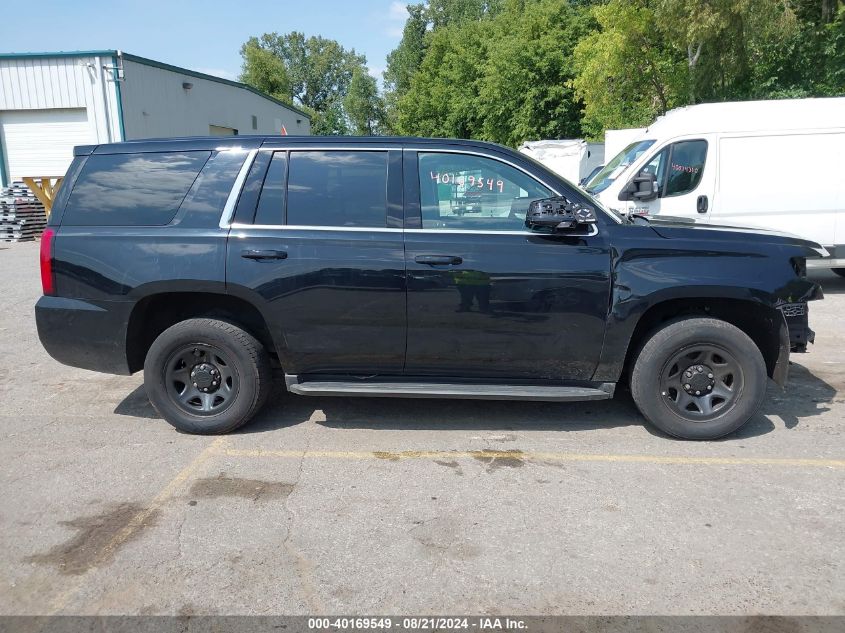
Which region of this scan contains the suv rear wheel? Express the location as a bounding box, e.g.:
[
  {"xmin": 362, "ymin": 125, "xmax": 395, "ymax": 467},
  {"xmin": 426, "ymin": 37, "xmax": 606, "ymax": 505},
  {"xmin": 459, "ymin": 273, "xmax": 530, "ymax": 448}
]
[
  {"xmin": 630, "ymin": 317, "xmax": 767, "ymax": 440},
  {"xmin": 144, "ymin": 318, "xmax": 271, "ymax": 434}
]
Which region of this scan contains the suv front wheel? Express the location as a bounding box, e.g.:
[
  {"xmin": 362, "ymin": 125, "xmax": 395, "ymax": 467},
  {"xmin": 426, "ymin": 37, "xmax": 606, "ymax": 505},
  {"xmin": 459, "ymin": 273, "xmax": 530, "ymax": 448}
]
[
  {"xmin": 144, "ymin": 318, "xmax": 271, "ymax": 434},
  {"xmin": 630, "ymin": 317, "xmax": 767, "ymax": 440}
]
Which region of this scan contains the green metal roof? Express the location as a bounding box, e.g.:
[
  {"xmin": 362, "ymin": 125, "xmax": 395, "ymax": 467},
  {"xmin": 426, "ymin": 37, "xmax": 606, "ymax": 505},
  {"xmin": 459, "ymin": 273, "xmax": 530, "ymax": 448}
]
[{"xmin": 0, "ymin": 49, "xmax": 311, "ymax": 121}]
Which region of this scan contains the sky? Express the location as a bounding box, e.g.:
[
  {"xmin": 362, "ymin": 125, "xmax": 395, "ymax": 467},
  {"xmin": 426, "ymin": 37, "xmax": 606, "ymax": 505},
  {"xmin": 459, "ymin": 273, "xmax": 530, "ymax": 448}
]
[{"xmin": 1, "ymin": 0, "xmax": 409, "ymax": 82}]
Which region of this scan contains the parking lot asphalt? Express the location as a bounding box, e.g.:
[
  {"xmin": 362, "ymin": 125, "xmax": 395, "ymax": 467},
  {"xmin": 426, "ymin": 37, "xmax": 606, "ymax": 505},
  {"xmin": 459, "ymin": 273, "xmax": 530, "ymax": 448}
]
[{"xmin": 0, "ymin": 240, "xmax": 843, "ymax": 616}]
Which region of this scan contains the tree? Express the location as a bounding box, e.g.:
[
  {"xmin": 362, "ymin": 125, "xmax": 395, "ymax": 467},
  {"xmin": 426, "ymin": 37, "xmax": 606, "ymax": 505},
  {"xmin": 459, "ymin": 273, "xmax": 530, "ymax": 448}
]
[
  {"xmin": 426, "ymin": 0, "xmax": 504, "ymax": 27},
  {"xmin": 747, "ymin": 0, "xmax": 845, "ymax": 98},
  {"xmin": 570, "ymin": 0, "xmax": 822, "ymax": 139},
  {"xmin": 396, "ymin": 21, "xmax": 488, "ymax": 138},
  {"xmin": 383, "ymin": 4, "xmax": 428, "ymax": 132},
  {"xmin": 571, "ymin": 0, "xmax": 685, "ymax": 139},
  {"xmin": 344, "ymin": 68, "xmax": 385, "ymax": 135},
  {"xmin": 239, "ymin": 32, "xmax": 369, "ymax": 135},
  {"xmin": 477, "ymin": 0, "xmax": 588, "ymax": 145},
  {"xmin": 383, "ymin": 0, "xmax": 507, "ymax": 133},
  {"xmin": 313, "ymin": 101, "xmax": 349, "ymax": 136},
  {"xmin": 657, "ymin": 0, "xmax": 799, "ymax": 103},
  {"xmin": 239, "ymin": 39, "xmax": 292, "ymax": 104}
]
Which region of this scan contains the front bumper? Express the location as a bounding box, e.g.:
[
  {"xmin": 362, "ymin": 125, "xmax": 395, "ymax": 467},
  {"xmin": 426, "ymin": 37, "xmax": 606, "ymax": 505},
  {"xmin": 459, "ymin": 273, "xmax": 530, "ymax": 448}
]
[{"xmin": 35, "ymin": 295, "xmax": 133, "ymax": 375}]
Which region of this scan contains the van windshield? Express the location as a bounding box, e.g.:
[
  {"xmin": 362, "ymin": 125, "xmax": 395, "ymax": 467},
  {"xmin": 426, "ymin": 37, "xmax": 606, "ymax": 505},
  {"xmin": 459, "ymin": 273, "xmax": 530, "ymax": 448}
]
[{"xmin": 585, "ymin": 140, "xmax": 655, "ymax": 194}]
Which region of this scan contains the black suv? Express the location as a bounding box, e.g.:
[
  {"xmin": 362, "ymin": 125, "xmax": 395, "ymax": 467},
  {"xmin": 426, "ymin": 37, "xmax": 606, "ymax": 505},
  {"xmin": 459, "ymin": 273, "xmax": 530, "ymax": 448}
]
[{"xmin": 36, "ymin": 136, "xmax": 824, "ymax": 439}]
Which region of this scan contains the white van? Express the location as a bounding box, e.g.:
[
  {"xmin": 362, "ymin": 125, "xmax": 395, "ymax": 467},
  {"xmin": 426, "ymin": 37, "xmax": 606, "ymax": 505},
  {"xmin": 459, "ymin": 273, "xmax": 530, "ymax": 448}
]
[{"xmin": 585, "ymin": 98, "xmax": 845, "ymax": 269}]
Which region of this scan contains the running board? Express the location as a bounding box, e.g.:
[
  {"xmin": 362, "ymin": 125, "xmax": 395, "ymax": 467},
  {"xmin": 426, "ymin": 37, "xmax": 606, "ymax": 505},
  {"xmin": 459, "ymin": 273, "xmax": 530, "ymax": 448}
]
[{"xmin": 286, "ymin": 378, "xmax": 615, "ymax": 402}]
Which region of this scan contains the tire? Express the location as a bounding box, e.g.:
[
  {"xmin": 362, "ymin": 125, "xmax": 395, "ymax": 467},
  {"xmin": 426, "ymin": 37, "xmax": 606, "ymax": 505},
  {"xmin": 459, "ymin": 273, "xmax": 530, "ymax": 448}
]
[
  {"xmin": 832, "ymin": 268, "xmax": 845, "ymax": 278},
  {"xmin": 144, "ymin": 318, "xmax": 271, "ymax": 434},
  {"xmin": 630, "ymin": 317, "xmax": 767, "ymax": 440}
]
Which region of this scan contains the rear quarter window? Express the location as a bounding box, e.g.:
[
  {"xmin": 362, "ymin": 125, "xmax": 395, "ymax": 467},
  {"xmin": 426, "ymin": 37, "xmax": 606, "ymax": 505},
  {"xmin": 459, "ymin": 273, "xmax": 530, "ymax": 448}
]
[{"xmin": 62, "ymin": 151, "xmax": 210, "ymax": 226}]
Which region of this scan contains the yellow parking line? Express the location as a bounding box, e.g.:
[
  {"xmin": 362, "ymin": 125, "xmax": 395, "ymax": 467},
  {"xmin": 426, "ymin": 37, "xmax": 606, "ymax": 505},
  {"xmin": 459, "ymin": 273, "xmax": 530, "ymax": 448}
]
[
  {"xmin": 214, "ymin": 447, "xmax": 845, "ymax": 469},
  {"xmin": 47, "ymin": 436, "xmax": 227, "ymax": 614}
]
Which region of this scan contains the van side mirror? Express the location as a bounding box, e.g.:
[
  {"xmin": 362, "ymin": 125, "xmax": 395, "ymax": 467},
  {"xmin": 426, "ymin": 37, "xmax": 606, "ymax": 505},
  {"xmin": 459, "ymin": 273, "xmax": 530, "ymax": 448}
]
[
  {"xmin": 526, "ymin": 197, "xmax": 597, "ymax": 232},
  {"xmin": 618, "ymin": 170, "xmax": 658, "ymax": 202}
]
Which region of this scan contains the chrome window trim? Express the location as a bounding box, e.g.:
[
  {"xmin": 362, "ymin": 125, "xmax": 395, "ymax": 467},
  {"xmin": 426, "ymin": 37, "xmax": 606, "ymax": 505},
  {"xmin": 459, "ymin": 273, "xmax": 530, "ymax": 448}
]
[
  {"xmin": 220, "ymin": 145, "xmax": 613, "ymax": 232},
  {"xmin": 218, "ymin": 149, "xmax": 258, "ymax": 229},
  {"xmin": 257, "ymin": 146, "xmax": 398, "ymax": 152},
  {"xmin": 411, "ymin": 147, "xmax": 619, "ymax": 226},
  {"xmin": 228, "ymin": 223, "xmax": 598, "ymax": 237},
  {"xmin": 230, "ymin": 223, "xmax": 402, "ymax": 233},
  {"xmin": 406, "ymin": 225, "xmax": 599, "ymax": 237}
]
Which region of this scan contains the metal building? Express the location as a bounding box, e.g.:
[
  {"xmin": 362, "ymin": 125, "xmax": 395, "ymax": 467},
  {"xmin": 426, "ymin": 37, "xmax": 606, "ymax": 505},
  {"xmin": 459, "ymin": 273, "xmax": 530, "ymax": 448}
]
[{"xmin": 0, "ymin": 50, "xmax": 311, "ymax": 186}]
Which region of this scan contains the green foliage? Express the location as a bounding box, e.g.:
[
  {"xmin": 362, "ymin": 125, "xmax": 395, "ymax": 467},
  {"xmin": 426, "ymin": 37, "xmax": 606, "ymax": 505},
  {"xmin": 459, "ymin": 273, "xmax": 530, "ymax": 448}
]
[
  {"xmin": 570, "ymin": 0, "xmax": 843, "ymax": 138},
  {"xmin": 243, "ymin": 0, "xmax": 844, "ymax": 140},
  {"xmin": 239, "ymin": 39, "xmax": 292, "ymax": 104},
  {"xmin": 477, "ymin": 0, "xmax": 589, "ymax": 145},
  {"xmin": 750, "ymin": 2, "xmax": 845, "ymax": 97},
  {"xmin": 396, "ymin": 22, "xmax": 486, "ymax": 137},
  {"xmin": 311, "ymin": 101, "xmax": 349, "ymax": 136},
  {"xmin": 383, "ymin": 4, "xmax": 428, "ymax": 132},
  {"xmin": 382, "ymin": 0, "xmax": 508, "ymax": 134},
  {"xmin": 344, "ymin": 68, "xmax": 385, "ymax": 135},
  {"xmin": 571, "ymin": 0, "xmax": 684, "ymax": 139},
  {"xmin": 426, "ymin": 0, "xmax": 505, "ymax": 27},
  {"xmin": 392, "ymin": 0, "xmax": 591, "ymax": 144},
  {"xmin": 240, "ymin": 32, "xmax": 386, "ymax": 135}
]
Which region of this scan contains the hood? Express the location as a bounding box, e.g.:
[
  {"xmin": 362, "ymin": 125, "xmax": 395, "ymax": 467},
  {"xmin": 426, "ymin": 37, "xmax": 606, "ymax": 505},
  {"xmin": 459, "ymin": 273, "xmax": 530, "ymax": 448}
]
[{"xmin": 638, "ymin": 215, "xmax": 829, "ymax": 259}]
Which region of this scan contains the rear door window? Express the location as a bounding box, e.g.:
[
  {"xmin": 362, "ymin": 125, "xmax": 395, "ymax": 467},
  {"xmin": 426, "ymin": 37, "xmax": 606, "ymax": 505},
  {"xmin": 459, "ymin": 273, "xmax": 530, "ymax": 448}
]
[
  {"xmin": 63, "ymin": 151, "xmax": 210, "ymax": 226},
  {"xmin": 285, "ymin": 151, "xmax": 388, "ymax": 227},
  {"xmin": 253, "ymin": 152, "xmax": 288, "ymax": 226}
]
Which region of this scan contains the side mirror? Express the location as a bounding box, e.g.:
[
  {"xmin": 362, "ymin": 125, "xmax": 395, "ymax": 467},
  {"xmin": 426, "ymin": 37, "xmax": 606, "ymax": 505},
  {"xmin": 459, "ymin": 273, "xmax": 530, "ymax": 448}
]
[
  {"xmin": 618, "ymin": 170, "xmax": 658, "ymax": 202},
  {"xmin": 525, "ymin": 197, "xmax": 597, "ymax": 232}
]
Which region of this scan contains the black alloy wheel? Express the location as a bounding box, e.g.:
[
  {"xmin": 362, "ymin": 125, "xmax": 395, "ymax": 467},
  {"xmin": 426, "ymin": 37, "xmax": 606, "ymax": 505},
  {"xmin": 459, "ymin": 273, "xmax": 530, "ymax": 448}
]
[
  {"xmin": 164, "ymin": 343, "xmax": 239, "ymax": 416},
  {"xmin": 659, "ymin": 344, "xmax": 743, "ymax": 421}
]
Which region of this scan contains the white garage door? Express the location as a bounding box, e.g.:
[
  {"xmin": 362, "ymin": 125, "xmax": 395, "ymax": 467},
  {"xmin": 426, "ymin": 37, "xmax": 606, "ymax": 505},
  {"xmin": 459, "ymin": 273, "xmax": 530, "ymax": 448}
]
[{"xmin": 0, "ymin": 108, "xmax": 92, "ymax": 182}]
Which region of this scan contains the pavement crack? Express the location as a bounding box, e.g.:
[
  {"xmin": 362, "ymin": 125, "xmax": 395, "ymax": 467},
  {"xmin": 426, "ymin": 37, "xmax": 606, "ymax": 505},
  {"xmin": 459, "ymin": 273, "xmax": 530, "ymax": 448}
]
[
  {"xmin": 175, "ymin": 511, "xmax": 187, "ymax": 562},
  {"xmin": 279, "ymin": 423, "xmax": 323, "ymax": 613}
]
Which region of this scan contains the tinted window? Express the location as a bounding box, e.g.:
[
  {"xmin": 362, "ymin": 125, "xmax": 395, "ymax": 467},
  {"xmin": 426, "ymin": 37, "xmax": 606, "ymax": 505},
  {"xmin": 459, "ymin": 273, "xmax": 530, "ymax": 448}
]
[
  {"xmin": 664, "ymin": 140, "xmax": 707, "ymax": 197},
  {"xmin": 286, "ymin": 151, "xmax": 387, "ymax": 227},
  {"xmin": 254, "ymin": 152, "xmax": 287, "ymax": 225},
  {"xmin": 418, "ymin": 152, "xmax": 552, "ymax": 231},
  {"xmin": 63, "ymin": 152, "xmax": 210, "ymax": 226}
]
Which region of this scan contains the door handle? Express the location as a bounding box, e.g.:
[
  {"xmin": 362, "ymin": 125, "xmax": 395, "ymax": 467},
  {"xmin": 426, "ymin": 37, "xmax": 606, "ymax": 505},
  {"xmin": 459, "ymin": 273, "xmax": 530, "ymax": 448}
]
[
  {"xmin": 696, "ymin": 195, "xmax": 709, "ymax": 213},
  {"xmin": 241, "ymin": 249, "xmax": 288, "ymax": 261},
  {"xmin": 415, "ymin": 254, "xmax": 463, "ymax": 266}
]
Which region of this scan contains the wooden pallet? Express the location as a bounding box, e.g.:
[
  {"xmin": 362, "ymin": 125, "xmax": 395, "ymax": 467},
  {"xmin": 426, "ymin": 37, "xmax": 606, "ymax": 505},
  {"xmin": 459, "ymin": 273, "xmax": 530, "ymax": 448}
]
[{"xmin": 0, "ymin": 182, "xmax": 48, "ymax": 241}]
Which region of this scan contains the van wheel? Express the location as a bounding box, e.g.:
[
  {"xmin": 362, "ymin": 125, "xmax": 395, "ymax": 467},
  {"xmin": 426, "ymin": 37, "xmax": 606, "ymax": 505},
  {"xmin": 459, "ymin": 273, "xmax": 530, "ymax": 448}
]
[
  {"xmin": 144, "ymin": 319, "xmax": 271, "ymax": 434},
  {"xmin": 832, "ymin": 268, "xmax": 845, "ymax": 278},
  {"xmin": 630, "ymin": 317, "xmax": 767, "ymax": 440}
]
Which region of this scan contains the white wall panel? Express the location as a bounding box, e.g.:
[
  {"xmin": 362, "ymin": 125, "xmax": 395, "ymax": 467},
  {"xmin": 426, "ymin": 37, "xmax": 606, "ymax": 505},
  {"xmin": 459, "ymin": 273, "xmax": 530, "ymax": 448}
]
[
  {"xmin": 0, "ymin": 55, "xmax": 120, "ymax": 143},
  {"xmin": 119, "ymin": 59, "xmax": 310, "ymax": 139}
]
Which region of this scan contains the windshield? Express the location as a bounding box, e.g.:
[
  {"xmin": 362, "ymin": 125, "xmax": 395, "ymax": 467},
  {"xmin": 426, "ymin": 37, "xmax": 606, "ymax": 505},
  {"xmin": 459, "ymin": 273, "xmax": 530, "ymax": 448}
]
[{"xmin": 586, "ymin": 139, "xmax": 655, "ymax": 194}]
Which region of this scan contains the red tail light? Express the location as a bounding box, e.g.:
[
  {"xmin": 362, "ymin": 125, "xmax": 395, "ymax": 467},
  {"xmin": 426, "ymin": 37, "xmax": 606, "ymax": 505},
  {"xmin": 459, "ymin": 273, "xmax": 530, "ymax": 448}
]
[{"xmin": 40, "ymin": 228, "xmax": 56, "ymax": 296}]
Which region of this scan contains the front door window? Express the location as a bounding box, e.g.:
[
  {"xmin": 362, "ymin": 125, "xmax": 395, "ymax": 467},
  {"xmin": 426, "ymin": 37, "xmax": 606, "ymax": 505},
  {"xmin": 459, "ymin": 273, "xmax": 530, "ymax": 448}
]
[
  {"xmin": 664, "ymin": 140, "xmax": 708, "ymax": 197},
  {"xmin": 417, "ymin": 152, "xmax": 552, "ymax": 231}
]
